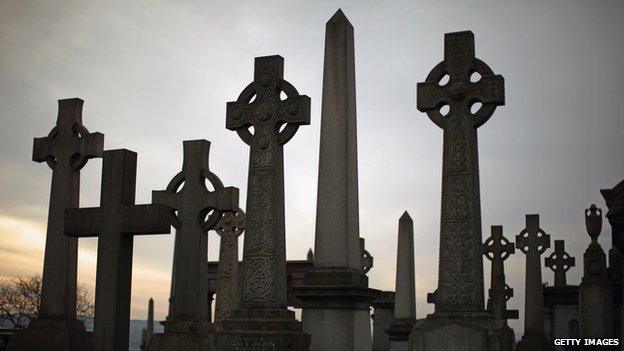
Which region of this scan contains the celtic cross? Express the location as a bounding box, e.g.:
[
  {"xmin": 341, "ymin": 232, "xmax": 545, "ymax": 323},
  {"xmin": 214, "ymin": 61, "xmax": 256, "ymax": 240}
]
[
  {"xmin": 417, "ymin": 31, "xmax": 505, "ymax": 313},
  {"xmin": 153, "ymin": 140, "xmax": 238, "ymax": 328},
  {"xmin": 33, "ymin": 98, "xmax": 104, "ymax": 320},
  {"xmin": 516, "ymin": 214, "xmax": 550, "ymax": 341},
  {"xmin": 545, "ymin": 240, "xmax": 575, "ymax": 287},
  {"xmin": 483, "ymin": 225, "xmax": 516, "ymax": 320},
  {"xmin": 226, "ymin": 55, "xmax": 310, "ymax": 309},
  {"xmin": 214, "ymin": 208, "xmax": 246, "ymax": 321}
]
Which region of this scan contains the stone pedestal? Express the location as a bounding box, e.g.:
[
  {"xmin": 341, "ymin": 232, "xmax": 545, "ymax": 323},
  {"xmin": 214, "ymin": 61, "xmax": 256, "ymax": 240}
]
[
  {"xmin": 296, "ymin": 269, "xmax": 378, "ymax": 351},
  {"xmin": 372, "ymin": 291, "xmax": 395, "ymax": 351},
  {"xmin": 215, "ymin": 310, "xmax": 309, "ymax": 350},
  {"xmin": 410, "ymin": 313, "xmax": 513, "ymax": 351},
  {"xmin": 7, "ymin": 319, "xmax": 93, "ymax": 351},
  {"xmin": 147, "ymin": 321, "xmax": 217, "ymax": 351}
]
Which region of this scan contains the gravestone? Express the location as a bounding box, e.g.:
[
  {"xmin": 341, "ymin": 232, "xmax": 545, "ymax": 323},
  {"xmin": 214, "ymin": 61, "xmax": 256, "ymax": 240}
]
[
  {"xmin": 409, "ymin": 31, "xmax": 507, "ymax": 351},
  {"xmin": 294, "ymin": 11, "xmax": 378, "ymax": 351},
  {"xmin": 483, "ymin": 226, "xmax": 517, "ymax": 321},
  {"xmin": 8, "ymin": 98, "xmax": 103, "ymax": 351},
  {"xmin": 64, "ymin": 149, "xmax": 172, "ymax": 351},
  {"xmin": 482, "ymin": 226, "xmax": 516, "ymax": 351},
  {"xmin": 214, "ymin": 208, "xmax": 246, "ymax": 322},
  {"xmin": 601, "ymin": 179, "xmax": 624, "ymax": 339},
  {"xmin": 515, "ymin": 214, "xmax": 551, "ymax": 351},
  {"xmin": 546, "ymin": 240, "xmax": 575, "ymax": 287},
  {"xmin": 387, "ymin": 212, "xmax": 416, "ymax": 351},
  {"xmin": 140, "ymin": 298, "xmax": 154, "ymax": 350},
  {"xmin": 148, "ymin": 140, "xmax": 238, "ymax": 350},
  {"xmin": 579, "ymin": 204, "xmax": 613, "ymax": 337},
  {"xmin": 372, "ymin": 291, "xmax": 395, "ymax": 351},
  {"xmin": 215, "ymin": 54, "xmax": 311, "ymax": 351}
]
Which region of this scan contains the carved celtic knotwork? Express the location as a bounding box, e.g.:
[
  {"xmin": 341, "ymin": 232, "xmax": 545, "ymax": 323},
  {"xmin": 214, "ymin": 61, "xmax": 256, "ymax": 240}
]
[
  {"xmin": 215, "ymin": 208, "xmax": 246, "ymax": 321},
  {"xmin": 242, "ymin": 257, "xmax": 276, "ymax": 304}
]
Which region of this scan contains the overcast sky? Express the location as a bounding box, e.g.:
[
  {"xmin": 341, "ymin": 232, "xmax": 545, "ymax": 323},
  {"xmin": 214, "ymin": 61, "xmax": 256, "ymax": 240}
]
[{"xmin": 1, "ymin": 0, "xmax": 623, "ymax": 336}]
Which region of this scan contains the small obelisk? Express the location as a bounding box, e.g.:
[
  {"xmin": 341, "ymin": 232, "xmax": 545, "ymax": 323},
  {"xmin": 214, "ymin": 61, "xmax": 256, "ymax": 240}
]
[
  {"xmin": 140, "ymin": 298, "xmax": 154, "ymax": 350},
  {"xmin": 579, "ymin": 204, "xmax": 613, "ymax": 337},
  {"xmin": 295, "ymin": 9, "xmax": 378, "ymax": 351},
  {"xmin": 387, "ymin": 212, "xmax": 416, "ymax": 351}
]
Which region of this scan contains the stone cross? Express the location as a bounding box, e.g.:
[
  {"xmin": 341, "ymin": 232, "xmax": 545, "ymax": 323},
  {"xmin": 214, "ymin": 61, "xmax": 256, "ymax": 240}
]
[
  {"xmin": 32, "ymin": 98, "xmax": 104, "ymax": 321},
  {"xmin": 226, "ymin": 55, "xmax": 310, "ymax": 309},
  {"xmin": 214, "ymin": 207, "xmax": 246, "ymax": 322},
  {"xmin": 416, "ymin": 31, "xmax": 505, "ymax": 313},
  {"xmin": 387, "ymin": 212, "xmax": 416, "ymax": 350},
  {"xmin": 579, "ymin": 204, "xmax": 613, "ymax": 337},
  {"xmin": 360, "ymin": 237, "xmax": 374, "ymax": 274},
  {"xmin": 64, "ymin": 149, "xmax": 171, "ymax": 351},
  {"xmin": 545, "ymin": 240, "xmax": 575, "ymax": 287},
  {"xmin": 483, "ymin": 225, "xmax": 517, "ymax": 321},
  {"xmin": 515, "ymin": 214, "xmax": 551, "ymax": 350},
  {"xmin": 152, "ymin": 139, "xmax": 238, "ymax": 332}
]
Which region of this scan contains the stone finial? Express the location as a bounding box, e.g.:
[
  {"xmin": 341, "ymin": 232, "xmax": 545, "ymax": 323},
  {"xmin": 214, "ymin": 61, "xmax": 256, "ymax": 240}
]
[
  {"xmin": 585, "ymin": 204, "xmax": 602, "ymax": 242},
  {"xmin": 307, "ymin": 249, "xmax": 314, "ymax": 262}
]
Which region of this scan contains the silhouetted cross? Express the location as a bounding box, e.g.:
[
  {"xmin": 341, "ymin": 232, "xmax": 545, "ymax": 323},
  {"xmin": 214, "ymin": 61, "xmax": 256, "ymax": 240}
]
[{"xmin": 545, "ymin": 240, "xmax": 575, "ymax": 286}]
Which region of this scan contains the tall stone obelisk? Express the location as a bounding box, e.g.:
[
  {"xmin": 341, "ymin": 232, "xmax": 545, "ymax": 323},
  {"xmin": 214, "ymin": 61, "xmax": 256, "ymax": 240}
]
[
  {"xmin": 295, "ymin": 9, "xmax": 378, "ymax": 351},
  {"xmin": 387, "ymin": 212, "xmax": 416, "ymax": 351}
]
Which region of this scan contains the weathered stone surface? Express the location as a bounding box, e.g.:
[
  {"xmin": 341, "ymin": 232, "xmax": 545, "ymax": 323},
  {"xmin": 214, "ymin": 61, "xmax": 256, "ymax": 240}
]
[
  {"xmin": 579, "ymin": 204, "xmax": 613, "ymax": 338},
  {"xmin": 148, "ymin": 140, "xmax": 237, "ymax": 351},
  {"xmin": 515, "ymin": 214, "xmax": 551, "ymax": 351},
  {"xmin": 8, "ymin": 98, "xmax": 103, "ymax": 351},
  {"xmin": 387, "ymin": 212, "xmax": 416, "ymax": 351},
  {"xmin": 217, "ymin": 54, "xmax": 310, "ymax": 350},
  {"xmin": 483, "ymin": 225, "xmax": 517, "ymax": 326},
  {"xmin": 410, "ymin": 31, "xmax": 507, "ymax": 351},
  {"xmin": 296, "ymin": 10, "xmax": 377, "ymax": 351},
  {"xmin": 214, "ymin": 208, "xmax": 246, "ymax": 322},
  {"xmin": 543, "ymin": 285, "xmax": 579, "ymax": 339},
  {"xmin": 545, "ymin": 240, "xmax": 575, "ymax": 287},
  {"xmin": 372, "ymin": 291, "xmax": 395, "ymax": 351},
  {"xmin": 63, "ymin": 150, "xmax": 171, "ymax": 351}
]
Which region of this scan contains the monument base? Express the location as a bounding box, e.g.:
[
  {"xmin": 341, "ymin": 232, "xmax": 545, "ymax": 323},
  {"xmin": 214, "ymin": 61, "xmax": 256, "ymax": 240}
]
[
  {"xmin": 215, "ymin": 309, "xmax": 310, "ymax": 351},
  {"xmin": 7, "ymin": 318, "xmax": 92, "ymax": 351},
  {"xmin": 146, "ymin": 320, "xmax": 217, "ymax": 351},
  {"xmin": 409, "ymin": 312, "xmax": 516, "ymax": 351},
  {"xmin": 387, "ymin": 318, "xmax": 416, "ymax": 351},
  {"xmin": 294, "ymin": 268, "xmax": 379, "ymax": 351}
]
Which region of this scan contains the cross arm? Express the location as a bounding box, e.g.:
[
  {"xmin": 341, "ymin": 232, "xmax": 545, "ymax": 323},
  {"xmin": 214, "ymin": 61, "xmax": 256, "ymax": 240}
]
[
  {"xmin": 278, "ymin": 95, "xmax": 311, "ymax": 126},
  {"xmin": 64, "ymin": 207, "xmax": 102, "ymax": 237},
  {"xmin": 78, "ymin": 132, "xmax": 105, "ymax": 158},
  {"xmin": 473, "ymin": 75, "xmax": 505, "ymax": 105},
  {"xmin": 152, "ymin": 190, "xmax": 180, "ymax": 210},
  {"xmin": 205, "ymin": 186, "xmax": 239, "ymax": 211},
  {"xmin": 121, "ymin": 204, "xmax": 172, "ymax": 235},
  {"xmin": 32, "ymin": 137, "xmax": 53, "ymax": 163}
]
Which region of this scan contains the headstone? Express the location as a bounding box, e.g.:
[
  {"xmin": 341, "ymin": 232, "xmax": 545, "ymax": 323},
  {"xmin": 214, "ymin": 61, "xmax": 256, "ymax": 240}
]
[
  {"xmin": 8, "ymin": 98, "xmax": 103, "ymax": 351},
  {"xmin": 294, "ymin": 10, "xmax": 378, "ymax": 351},
  {"xmin": 215, "ymin": 54, "xmax": 311, "ymax": 351},
  {"xmin": 148, "ymin": 140, "xmax": 238, "ymax": 350},
  {"xmin": 515, "ymin": 214, "xmax": 551, "ymax": 351},
  {"xmin": 387, "ymin": 212, "xmax": 416, "ymax": 351},
  {"xmin": 140, "ymin": 298, "xmax": 154, "ymax": 350},
  {"xmin": 409, "ymin": 31, "xmax": 507, "ymax": 351},
  {"xmin": 64, "ymin": 149, "xmax": 172, "ymax": 351},
  {"xmin": 545, "ymin": 240, "xmax": 575, "ymax": 287},
  {"xmin": 602, "ymin": 179, "xmax": 624, "ymax": 340},
  {"xmin": 372, "ymin": 291, "xmax": 395, "ymax": 351},
  {"xmin": 579, "ymin": 204, "xmax": 613, "ymax": 337},
  {"xmin": 214, "ymin": 208, "xmax": 246, "ymax": 322},
  {"xmin": 483, "ymin": 225, "xmax": 517, "ymax": 322}
]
